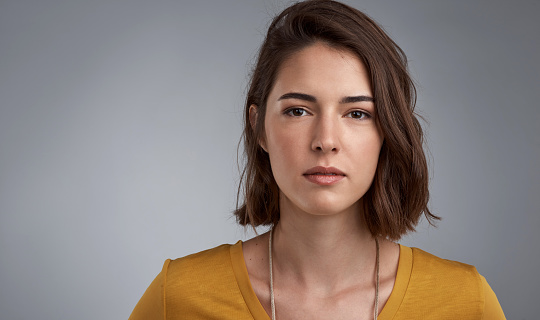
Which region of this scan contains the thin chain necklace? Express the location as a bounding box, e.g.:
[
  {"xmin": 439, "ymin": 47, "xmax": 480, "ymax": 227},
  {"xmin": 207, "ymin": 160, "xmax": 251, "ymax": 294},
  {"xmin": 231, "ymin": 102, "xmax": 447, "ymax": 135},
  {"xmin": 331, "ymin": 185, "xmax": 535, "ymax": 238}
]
[{"xmin": 268, "ymin": 227, "xmax": 380, "ymax": 320}]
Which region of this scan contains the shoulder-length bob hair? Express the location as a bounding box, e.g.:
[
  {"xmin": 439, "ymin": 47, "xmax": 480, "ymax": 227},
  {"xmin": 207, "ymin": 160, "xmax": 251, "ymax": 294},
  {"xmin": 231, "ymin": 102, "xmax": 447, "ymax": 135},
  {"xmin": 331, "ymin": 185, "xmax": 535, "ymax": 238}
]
[{"xmin": 235, "ymin": 0, "xmax": 438, "ymax": 240}]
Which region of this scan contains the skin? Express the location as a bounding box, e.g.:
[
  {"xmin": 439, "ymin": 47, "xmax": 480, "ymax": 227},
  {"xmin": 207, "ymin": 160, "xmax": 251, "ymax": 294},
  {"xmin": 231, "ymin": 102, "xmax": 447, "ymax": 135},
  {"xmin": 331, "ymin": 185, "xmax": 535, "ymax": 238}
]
[{"xmin": 243, "ymin": 42, "xmax": 400, "ymax": 320}]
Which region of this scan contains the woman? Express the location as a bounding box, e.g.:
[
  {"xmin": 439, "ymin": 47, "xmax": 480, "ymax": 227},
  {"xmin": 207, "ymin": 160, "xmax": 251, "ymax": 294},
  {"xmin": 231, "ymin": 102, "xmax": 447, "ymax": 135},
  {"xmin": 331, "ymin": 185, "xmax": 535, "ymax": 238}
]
[{"xmin": 129, "ymin": 1, "xmax": 505, "ymax": 319}]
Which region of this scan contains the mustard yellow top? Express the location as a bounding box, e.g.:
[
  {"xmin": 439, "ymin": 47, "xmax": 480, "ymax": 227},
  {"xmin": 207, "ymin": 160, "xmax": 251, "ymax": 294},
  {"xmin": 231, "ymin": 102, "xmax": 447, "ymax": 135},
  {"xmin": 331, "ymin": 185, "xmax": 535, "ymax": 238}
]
[{"xmin": 129, "ymin": 241, "xmax": 505, "ymax": 320}]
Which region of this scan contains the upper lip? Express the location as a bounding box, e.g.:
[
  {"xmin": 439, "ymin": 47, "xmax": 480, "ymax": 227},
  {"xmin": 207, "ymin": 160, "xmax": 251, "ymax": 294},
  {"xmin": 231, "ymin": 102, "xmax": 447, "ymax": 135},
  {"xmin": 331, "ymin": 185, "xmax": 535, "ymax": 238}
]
[{"xmin": 303, "ymin": 166, "xmax": 345, "ymax": 176}]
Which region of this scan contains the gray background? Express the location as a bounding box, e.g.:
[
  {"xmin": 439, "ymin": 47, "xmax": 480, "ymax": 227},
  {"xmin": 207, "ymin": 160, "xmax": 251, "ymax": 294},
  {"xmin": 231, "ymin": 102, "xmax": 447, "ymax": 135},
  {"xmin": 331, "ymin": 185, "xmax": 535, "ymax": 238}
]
[{"xmin": 1, "ymin": 0, "xmax": 538, "ymax": 319}]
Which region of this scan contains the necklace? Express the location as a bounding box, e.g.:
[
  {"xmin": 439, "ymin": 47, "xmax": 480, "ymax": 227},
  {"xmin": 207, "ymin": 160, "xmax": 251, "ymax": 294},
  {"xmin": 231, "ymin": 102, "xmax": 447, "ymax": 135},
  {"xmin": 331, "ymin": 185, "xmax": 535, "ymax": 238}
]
[{"xmin": 268, "ymin": 227, "xmax": 380, "ymax": 320}]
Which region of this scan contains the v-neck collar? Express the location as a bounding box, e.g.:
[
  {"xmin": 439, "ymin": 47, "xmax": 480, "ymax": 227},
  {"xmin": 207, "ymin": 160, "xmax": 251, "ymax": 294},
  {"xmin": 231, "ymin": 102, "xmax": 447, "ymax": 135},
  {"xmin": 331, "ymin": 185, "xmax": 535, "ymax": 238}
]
[{"xmin": 230, "ymin": 240, "xmax": 413, "ymax": 320}]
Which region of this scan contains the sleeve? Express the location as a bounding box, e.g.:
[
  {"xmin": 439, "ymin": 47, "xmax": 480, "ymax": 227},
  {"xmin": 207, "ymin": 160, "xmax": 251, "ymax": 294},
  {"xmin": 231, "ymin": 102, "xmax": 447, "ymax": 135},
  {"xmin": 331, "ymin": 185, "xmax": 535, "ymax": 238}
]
[
  {"xmin": 480, "ymin": 275, "xmax": 506, "ymax": 320},
  {"xmin": 128, "ymin": 259, "xmax": 170, "ymax": 320}
]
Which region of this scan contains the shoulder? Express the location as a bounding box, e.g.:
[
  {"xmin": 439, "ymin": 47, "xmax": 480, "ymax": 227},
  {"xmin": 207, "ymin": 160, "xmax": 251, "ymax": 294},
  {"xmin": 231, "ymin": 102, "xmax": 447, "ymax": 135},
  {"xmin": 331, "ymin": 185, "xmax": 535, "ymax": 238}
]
[
  {"xmin": 392, "ymin": 246, "xmax": 493, "ymax": 319},
  {"xmin": 167, "ymin": 242, "xmax": 234, "ymax": 278},
  {"xmin": 390, "ymin": 246, "xmax": 506, "ymax": 319},
  {"xmin": 164, "ymin": 242, "xmax": 251, "ymax": 317},
  {"xmin": 408, "ymin": 247, "xmax": 483, "ymax": 300},
  {"xmin": 408, "ymin": 247, "xmax": 506, "ymax": 318},
  {"xmin": 410, "ymin": 247, "xmax": 480, "ymax": 281},
  {"xmin": 166, "ymin": 242, "xmax": 241, "ymax": 294},
  {"xmin": 130, "ymin": 241, "xmax": 255, "ymax": 320}
]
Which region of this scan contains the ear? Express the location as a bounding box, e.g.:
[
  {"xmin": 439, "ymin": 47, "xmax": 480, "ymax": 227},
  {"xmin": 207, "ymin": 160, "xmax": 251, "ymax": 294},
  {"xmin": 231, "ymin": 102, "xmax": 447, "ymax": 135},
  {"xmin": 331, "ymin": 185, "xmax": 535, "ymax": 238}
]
[{"xmin": 249, "ymin": 104, "xmax": 268, "ymax": 152}]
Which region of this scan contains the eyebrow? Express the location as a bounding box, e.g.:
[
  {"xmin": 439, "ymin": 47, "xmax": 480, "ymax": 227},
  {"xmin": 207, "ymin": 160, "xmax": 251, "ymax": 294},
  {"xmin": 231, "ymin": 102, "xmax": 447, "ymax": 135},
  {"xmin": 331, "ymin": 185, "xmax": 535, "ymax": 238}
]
[{"xmin": 277, "ymin": 92, "xmax": 374, "ymax": 103}]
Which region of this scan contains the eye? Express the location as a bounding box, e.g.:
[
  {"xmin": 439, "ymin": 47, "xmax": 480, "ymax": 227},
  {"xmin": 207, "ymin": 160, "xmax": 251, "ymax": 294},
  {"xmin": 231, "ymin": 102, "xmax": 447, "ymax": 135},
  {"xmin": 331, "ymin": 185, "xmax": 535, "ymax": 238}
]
[
  {"xmin": 346, "ymin": 110, "xmax": 371, "ymax": 120},
  {"xmin": 285, "ymin": 108, "xmax": 309, "ymax": 117}
]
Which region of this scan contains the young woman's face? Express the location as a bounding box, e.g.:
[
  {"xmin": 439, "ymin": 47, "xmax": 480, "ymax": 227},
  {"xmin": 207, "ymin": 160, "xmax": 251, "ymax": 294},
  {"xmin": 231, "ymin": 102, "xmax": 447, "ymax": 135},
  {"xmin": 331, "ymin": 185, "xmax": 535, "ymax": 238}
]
[{"xmin": 258, "ymin": 42, "xmax": 383, "ymax": 217}]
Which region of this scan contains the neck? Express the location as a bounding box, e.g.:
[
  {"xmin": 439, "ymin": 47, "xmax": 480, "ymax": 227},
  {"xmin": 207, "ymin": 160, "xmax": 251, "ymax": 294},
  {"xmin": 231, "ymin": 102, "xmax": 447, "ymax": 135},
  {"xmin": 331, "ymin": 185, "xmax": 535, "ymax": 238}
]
[{"xmin": 272, "ymin": 198, "xmax": 377, "ymax": 294}]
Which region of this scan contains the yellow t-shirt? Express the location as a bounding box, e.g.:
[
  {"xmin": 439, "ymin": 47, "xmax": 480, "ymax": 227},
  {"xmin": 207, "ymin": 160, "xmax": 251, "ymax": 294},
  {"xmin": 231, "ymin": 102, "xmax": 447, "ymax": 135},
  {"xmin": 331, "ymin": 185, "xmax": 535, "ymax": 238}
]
[{"xmin": 129, "ymin": 241, "xmax": 505, "ymax": 319}]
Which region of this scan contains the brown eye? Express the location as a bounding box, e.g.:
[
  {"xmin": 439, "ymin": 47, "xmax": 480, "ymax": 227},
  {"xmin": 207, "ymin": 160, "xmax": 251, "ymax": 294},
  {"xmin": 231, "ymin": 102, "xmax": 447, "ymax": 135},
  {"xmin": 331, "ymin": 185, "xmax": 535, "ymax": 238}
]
[
  {"xmin": 286, "ymin": 108, "xmax": 308, "ymax": 117},
  {"xmin": 347, "ymin": 110, "xmax": 370, "ymax": 120}
]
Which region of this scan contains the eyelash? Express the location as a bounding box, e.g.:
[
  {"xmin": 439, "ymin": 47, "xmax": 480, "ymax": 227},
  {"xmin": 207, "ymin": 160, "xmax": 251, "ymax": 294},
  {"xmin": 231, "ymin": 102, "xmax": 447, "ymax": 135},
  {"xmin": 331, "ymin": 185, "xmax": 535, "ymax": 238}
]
[
  {"xmin": 284, "ymin": 108, "xmax": 310, "ymax": 117},
  {"xmin": 284, "ymin": 108, "xmax": 372, "ymax": 120},
  {"xmin": 345, "ymin": 110, "xmax": 371, "ymax": 120}
]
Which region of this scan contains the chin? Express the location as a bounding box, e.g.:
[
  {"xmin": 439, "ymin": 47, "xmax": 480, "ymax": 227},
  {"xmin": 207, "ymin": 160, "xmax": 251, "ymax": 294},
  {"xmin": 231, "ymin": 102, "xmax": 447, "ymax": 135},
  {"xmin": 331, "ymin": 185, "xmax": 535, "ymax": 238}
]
[
  {"xmin": 309, "ymin": 205, "xmax": 357, "ymax": 216},
  {"xmin": 279, "ymin": 189, "xmax": 363, "ymax": 216},
  {"xmin": 299, "ymin": 195, "xmax": 360, "ymax": 217}
]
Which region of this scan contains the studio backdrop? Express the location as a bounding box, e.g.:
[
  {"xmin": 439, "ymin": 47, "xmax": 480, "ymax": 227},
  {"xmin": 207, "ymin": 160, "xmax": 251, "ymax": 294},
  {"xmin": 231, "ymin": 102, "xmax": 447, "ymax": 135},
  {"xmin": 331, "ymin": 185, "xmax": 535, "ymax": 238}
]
[{"xmin": 0, "ymin": 0, "xmax": 538, "ymax": 319}]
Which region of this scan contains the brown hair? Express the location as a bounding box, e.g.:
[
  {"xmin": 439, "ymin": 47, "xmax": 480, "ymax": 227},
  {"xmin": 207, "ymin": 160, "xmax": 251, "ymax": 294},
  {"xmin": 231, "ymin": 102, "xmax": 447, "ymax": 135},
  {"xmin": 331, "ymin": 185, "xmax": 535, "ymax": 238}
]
[{"xmin": 234, "ymin": 0, "xmax": 439, "ymax": 240}]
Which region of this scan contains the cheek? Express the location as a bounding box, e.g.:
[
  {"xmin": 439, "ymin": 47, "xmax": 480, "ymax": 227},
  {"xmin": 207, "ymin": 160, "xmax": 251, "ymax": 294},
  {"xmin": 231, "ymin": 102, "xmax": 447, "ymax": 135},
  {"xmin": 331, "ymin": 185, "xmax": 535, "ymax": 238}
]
[
  {"xmin": 264, "ymin": 121, "xmax": 307, "ymax": 180},
  {"xmin": 347, "ymin": 130, "xmax": 383, "ymax": 172},
  {"xmin": 269, "ymin": 131, "xmax": 301, "ymax": 153},
  {"xmin": 264, "ymin": 117, "xmax": 304, "ymax": 154},
  {"xmin": 365, "ymin": 133, "xmax": 384, "ymax": 157},
  {"xmin": 365, "ymin": 135, "xmax": 383, "ymax": 164},
  {"xmin": 266, "ymin": 130, "xmax": 303, "ymax": 172}
]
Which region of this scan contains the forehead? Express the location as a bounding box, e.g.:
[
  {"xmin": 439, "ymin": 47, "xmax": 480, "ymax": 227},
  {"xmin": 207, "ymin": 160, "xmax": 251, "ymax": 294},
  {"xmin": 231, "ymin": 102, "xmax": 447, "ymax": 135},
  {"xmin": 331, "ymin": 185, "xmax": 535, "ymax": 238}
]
[{"xmin": 270, "ymin": 42, "xmax": 372, "ymax": 101}]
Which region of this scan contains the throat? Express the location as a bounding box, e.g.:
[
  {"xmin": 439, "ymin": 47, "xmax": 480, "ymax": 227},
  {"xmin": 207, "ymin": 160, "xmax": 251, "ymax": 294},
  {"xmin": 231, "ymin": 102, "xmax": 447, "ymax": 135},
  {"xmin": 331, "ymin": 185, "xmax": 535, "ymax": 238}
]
[
  {"xmin": 268, "ymin": 226, "xmax": 381, "ymax": 320},
  {"xmin": 270, "ymin": 222, "xmax": 377, "ymax": 292}
]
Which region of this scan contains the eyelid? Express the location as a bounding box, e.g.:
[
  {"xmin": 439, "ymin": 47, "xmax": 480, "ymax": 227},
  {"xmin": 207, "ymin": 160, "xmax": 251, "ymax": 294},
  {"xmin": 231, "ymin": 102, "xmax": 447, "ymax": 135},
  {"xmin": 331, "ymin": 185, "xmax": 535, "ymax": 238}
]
[
  {"xmin": 283, "ymin": 107, "xmax": 311, "ymax": 117},
  {"xmin": 344, "ymin": 109, "xmax": 372, "ymax": 119}
]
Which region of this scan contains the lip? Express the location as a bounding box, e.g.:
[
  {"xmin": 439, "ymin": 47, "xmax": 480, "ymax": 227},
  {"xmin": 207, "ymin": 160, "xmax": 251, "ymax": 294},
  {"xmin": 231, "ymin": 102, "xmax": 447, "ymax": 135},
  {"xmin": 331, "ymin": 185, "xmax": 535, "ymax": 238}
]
[{"xmin": 303, "ymin": 166, "xmax": 346, "ymax": 185}]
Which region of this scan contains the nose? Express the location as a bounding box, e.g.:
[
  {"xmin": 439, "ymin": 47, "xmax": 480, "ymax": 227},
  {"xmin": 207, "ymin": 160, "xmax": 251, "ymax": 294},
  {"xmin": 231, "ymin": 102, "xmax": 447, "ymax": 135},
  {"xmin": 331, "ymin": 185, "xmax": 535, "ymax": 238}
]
[{"xmin": 311, "ymin": 115, "xmax": 340, "ymax": 153}]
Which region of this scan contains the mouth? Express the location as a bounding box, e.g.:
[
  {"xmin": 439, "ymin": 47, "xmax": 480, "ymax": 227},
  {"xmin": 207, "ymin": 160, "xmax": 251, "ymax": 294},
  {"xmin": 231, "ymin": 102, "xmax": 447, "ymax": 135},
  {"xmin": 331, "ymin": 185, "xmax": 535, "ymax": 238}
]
[
  {"xmin": 303, "ymin": 166, "xmax": 346, "ymax": 176},
  {"xmin": 303, "ymin": 166, "xmax": 345, "ymax": 185}
]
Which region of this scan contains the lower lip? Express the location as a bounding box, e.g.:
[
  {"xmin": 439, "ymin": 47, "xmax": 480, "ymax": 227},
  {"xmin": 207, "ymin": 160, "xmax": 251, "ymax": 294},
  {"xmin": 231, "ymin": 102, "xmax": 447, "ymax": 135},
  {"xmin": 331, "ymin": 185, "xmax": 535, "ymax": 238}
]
[{"xmin": 304, "ymin": 174, "xmax": 345, "ymax": 185}]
